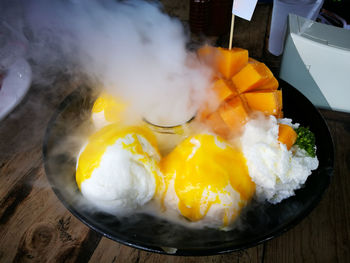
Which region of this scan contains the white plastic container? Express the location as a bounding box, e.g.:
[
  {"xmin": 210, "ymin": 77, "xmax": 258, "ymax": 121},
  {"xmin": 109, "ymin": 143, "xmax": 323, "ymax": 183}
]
[
  {"xmin": 0, "ymin": 59, "xmax": 32, "ymax": 121},
  {"xmin": 268, "ymin": 0, "xmax": 324, "ymax": 56}
]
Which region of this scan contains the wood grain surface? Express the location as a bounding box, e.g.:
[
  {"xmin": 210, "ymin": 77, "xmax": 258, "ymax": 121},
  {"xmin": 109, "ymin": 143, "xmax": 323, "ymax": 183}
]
[{"xmin": 0, "ymin": 3, "xmax": 349, "ymax": 263}]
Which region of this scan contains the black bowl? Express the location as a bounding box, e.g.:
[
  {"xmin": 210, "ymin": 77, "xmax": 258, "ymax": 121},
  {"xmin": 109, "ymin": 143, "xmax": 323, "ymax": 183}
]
[{"xmin": 43, "ymin": 80, "xmax": 334, "ymax": 255}]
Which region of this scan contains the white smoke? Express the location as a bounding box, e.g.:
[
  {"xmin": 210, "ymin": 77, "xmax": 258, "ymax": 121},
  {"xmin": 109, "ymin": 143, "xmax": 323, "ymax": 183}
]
[{"xmin": 0, "ymin": 0, "xmax": 212, "ymax": 125}]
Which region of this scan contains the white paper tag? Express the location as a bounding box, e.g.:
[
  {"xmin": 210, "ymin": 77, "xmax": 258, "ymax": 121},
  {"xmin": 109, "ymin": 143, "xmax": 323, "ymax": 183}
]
[{"xmin": 232, "ymin": 0, "xmax": 258, "ymax": 21}]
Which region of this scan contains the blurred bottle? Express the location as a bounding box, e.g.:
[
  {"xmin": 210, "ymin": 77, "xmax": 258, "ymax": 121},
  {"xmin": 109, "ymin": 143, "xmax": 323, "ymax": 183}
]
[
  {"xmin": 189, "ymin": 0, "xmax": 211, "ymax": 34},
  {"xmin": 206, "ymin": 0, "xmax": 233, "ymax": 36}
]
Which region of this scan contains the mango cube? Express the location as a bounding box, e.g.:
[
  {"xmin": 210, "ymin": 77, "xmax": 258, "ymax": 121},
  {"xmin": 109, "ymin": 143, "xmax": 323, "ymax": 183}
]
[
  {"xmin": 197, "ymin": 45, "xmax": 216, "ymax": 66},
  {"xmin": 216, "ymin": 47, "xmax": 248, "ymax": 79},
  {"xmin": 206, "ymin": 111, "xmax": 231, "ymax": 138},
  {"xmin": 197, "ymin": 45, "xmax": 283, "ymax": 138},
  {"xmin": 278, "ymin": 124, "xmax": 297, "ymax": 150},
  {"xmin": 197, "ymin": 46, "xmax": 249, "ymax": 80},
  {"xmin": 232, "ymin": 62, "xmax": 275, "ymax": 93},
  {"xmin": 212, "ymin": 79, "xmax": 236, "ymax": 102},
  {"xmin": 219, "ymin": 96, "xmax": 249, "ymax": 133},
  {"xmin": 243, "ymin": 90, "xmax": 282, "ymax": 116}
]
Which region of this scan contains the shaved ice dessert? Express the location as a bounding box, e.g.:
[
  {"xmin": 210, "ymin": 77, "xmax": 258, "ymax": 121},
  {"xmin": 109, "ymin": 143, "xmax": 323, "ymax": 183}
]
[
  {"xmin": 241, "ymin": 116, "xmax": 319, "ymax": 203},
  {"xmin": 76, "ymin": 125, "xmax": 161, "ymax": 212},
  {"xmin": 159, "ymin": 134, "xmax": 255, "ymax": 230}
]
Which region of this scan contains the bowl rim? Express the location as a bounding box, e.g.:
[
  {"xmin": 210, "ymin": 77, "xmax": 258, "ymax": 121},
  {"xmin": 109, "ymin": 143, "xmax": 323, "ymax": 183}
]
[{"xmin": 42, "ymin": 79, "xmax": 334, "ymax": 256}]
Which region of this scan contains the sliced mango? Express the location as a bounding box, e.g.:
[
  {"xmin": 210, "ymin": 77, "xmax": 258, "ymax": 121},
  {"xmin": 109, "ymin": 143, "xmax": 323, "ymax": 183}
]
[
  {"xmin": 216, "ymin": 47, "xmax": 248, "ymax": 79},
  {"xmin": 206, "ymin": 111, "xmax": 231, "ymax": 138},
  {"xmin": 197, "ymin": 45, "xmax": 283, "ymax": 138},
  {"xmin": 278, "ymin": 124, "xmax": 297, "ymax": 150},
  {"xmin": 198, "ymin": 103, "xmax": 213, "ymax": 121},
  {"xmin": 257, "ymin": 76, "xmax": 279, "ymax": 91},
  {"xmin": 243, "ymin": 90, "xmax": 281, "ymax": 116},
  {"xmin": 212, "ymin": 79, "xmax": 236, "ymax": 102},
  {"xmin": 218, "ymin": 96, "xmax": 249, "ymax": 134},
  {"xmin": 197, "ymin": 45, "xmax": 216, "ymax": 66},
  {"xmin": 197, "ymin": 46, "xmax": 248, "ymax": 79},
  {"xmin": 198, "ymin": 79, "xmax": 237, "ymax": 121},
  {"xmin": 232, "ymin": 62, "xmax": 276, "ymax": 93}
]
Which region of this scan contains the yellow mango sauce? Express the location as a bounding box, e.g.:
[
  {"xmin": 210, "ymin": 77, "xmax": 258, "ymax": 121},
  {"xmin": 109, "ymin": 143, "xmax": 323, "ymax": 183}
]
[
  {"xmin": 76, "ymin": 125, "xmax": 160, "ymax": 190},
  {"xmin": 160, "ymin": 134, "xmax": 255, "ymax": 227},
  {"xmin": 91, "ymin": 92, "xmax": 127, "ymax": 123}
]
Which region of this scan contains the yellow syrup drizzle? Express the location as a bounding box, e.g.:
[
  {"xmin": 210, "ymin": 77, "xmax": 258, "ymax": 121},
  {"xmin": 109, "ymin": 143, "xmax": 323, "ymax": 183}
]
[
  {"xmin": 160, "ymin": 134, "xmax": 255, "ymax": 225},
  {"xmin": 121, "ymin": 133, "xmax": 162, "ymax": 193},
  {"xmin": 76, "ymin": 124, "xmax": 159, "ymax": 189},
  {"xmin": 158, "ymin": 160, "xmax": 170, "ymax": 212},
  {"xmin": 91, "ymin": 93, "xmax": 110, "ymax": 113},
  {"xmin": 91, "ymin": 92, "xmax": 127, "ymax": 123}
]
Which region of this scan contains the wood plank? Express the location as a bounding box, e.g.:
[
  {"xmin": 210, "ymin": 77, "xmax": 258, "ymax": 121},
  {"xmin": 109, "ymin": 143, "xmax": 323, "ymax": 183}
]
[
  {"xmin": 0, "ymin": 78, "xmax": 96, "ymax": 262},
  {"xmin": 320, "ymin": 109, "xmax": 350, "ymax": 123},
  {"xmin": 263, "ymin": 118, "xmax": 350, "ymax": 262},
  {"xmin": 0, "ymin": 78, "xmax": 77, "ymax": 203},
  {"xmin": 0, "ymin": 164, "xmax": 101, "ymax": 262}
]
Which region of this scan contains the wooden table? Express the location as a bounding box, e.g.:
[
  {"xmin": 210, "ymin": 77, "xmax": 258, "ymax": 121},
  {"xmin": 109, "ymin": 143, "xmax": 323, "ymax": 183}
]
[{"xmin": 1, "ymin": 4, "xmax": 349, "ymax": 262}]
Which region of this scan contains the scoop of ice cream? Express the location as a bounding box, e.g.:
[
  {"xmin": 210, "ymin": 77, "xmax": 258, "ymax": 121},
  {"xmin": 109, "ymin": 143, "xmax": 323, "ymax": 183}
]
[
  {"xmin": 91, "ymin": 92, "xmax": 127, "ymax": 129},
  {"xmin": 241, "ymin": 116, "xmax": 319, "ymax": 204},
  {"xmin": 159, "ymin": 134, "xmax": 255, "ymax": 230},
  {"xmin": 76, "ymin": 125, "xmax": 161, "ymax": 212}
]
